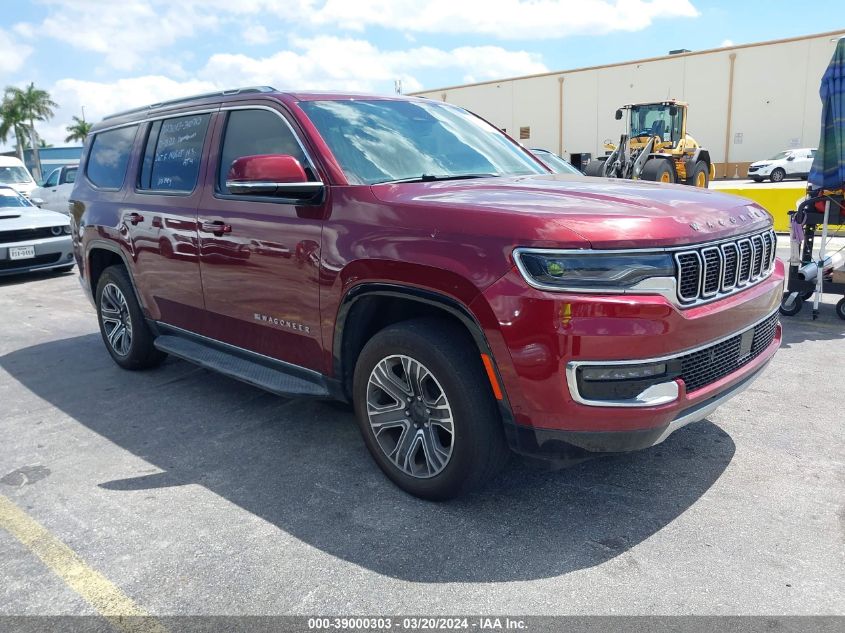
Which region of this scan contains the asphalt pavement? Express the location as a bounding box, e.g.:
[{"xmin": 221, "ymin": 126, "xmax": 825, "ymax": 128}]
[{"xmin": 0, "ymin": 252, "xmax": 843, "ymax": 618}]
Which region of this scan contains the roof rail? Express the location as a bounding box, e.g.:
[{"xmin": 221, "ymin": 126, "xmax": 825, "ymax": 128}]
[{"xmin": 102, "ymin": 86, "xmax": 277, "ymax": 121}]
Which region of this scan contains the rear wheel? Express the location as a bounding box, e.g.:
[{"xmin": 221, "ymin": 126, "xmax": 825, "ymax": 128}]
[
  {"xmin": 770, "ymin": 168, "xmax": 786, "ymax": 183},
  {"xmin": 688, "ymin": 160, "xmax": 709, "ymax": 188},
  {"xmin": 584, "ymin": 158, "xmax": 608, "ymax": 177},
  {"xmin": 353, "ymin": 318, "xmax": 509, "ymax": 500},
  {"xmin": 836, "ymin": 298, "xmax": 845, "ymax": 320},
  {"xmin": 641, "ymin": 158, "xmax": 675, "ymax": 184},
  {"xmin": 95, "ymin": 265, "xmax": 166, "ymax": 370}
]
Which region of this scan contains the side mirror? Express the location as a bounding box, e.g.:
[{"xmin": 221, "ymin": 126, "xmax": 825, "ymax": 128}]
[
  {"xmin": 614, "ymin": 109, "xmax": 623, "ymax": 120},
  {"xmin": 30, "ymin": 197, "xmax": 45, "ymax": 208},
  {"xmin": 786, "ymin": 155, "xmax": 795, "ymax": 161},
  {"xmin": 226, "ymin": 154, "xmax": 323, "ymax": 198}
]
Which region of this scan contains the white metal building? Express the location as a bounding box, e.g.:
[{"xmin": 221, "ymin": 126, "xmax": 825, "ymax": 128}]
[{"xmin": 411, "ymin": 30, "xmax": 845, "ymax": 178}]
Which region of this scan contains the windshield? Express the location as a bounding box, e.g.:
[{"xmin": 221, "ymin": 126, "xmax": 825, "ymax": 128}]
[
  {"xmin": 768, "ymin": 151, "xmax": 790, "ymax": 160},
  {"xmin": 531, "ymin": 150, "xmax": 581, "ymax": 175},
  {"xmin": 629, "ymin": 105, "xmax": 682, "ymax": 145},
  {"xmin": 299, "ymin": 99, "xmax": 547, "ymax": 185},
  {"xmin": 0, "ymin": 166, "xmax": 33, "ymax": 184},
  {"xmin": 0, "ymin": 189, "xmax": 31, "ymax": 208}
]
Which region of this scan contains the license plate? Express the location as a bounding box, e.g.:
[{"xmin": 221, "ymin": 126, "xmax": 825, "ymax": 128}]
[{"xmin": 8, "ymin": 245, "xmax": 36, "ymax": 260}]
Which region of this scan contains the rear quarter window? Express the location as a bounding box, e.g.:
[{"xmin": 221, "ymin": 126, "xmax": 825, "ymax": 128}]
[{"xmin": 87, "ymin": 125, "xmax": 138, "ymax": 189}]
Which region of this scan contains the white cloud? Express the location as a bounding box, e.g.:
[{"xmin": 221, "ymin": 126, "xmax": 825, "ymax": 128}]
[
  {"xmin": 307, "ymin": 0, "xmax": 700, "ymax": 39},
  {"xmin": 33, "ymin": 0, "xmax": 221, "ymax": 70},
  {"xmin": 0, "ymin": 28, "xmax": 33, "ymax": 77},
  {"xmin": 28, "ymin": 0, "xmax": 700, "ymax": 72},
  {"xmin": 720, "ymin": 39, "xmax": 734, "ymax": 48},
  {"xmin": 242, "ymin": 24, "xmax": 274, "ymax": 45},
  {"xmin": 200, "ymin": 37, "xmax": 547, "ymax": 93}
]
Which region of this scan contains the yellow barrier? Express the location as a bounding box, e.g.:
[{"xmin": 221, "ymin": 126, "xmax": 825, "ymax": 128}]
[{"xmin": 715, "ymin": 185, "xmax": 805, "ymax": 233}]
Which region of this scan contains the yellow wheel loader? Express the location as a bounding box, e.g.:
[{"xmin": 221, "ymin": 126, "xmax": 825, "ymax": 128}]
[{"xmin": 585, "ymin": 100, "xmax": 715, "ymax": 188}]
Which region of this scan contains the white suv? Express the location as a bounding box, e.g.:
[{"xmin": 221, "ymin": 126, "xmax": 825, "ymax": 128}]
[{"xmin": 747, "ymin": 148, "xmax": 816, "ymax": 183}]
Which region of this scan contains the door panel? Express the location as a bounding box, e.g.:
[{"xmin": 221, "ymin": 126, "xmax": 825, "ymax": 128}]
[
  {"xmin": 197, "ymin": 107, "xmax": 324, "ymax": 371},
  {"xmin": 122, "ymin": 113, "xmax": 214, "ymax": 329}
]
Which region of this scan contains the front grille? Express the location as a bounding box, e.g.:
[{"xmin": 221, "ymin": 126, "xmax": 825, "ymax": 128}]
[
  {"xmin": 674, "ymin": 229, "xmax": 776, "ymax": 305},
  {"xmin": 679, "ymin": 311, "xmax": 779, "ymax": 393},
  {"xmin": 0, "ymin": 253, "xmax": 61, "ymax": 270},
  {"xmin": 0, "ymin": 227, "xmax": 56, "ymax": 243}
]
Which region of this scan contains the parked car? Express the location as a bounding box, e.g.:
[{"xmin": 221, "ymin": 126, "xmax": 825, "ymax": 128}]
[
  {"xmin": 32, "ymin": 164, "xmax": 78, "ymax": 214},
  {"xmin": 748, "ymin": 148, "xmax": 816, "ymax": 182},
  {"xmin": 71, "ymin": 88, "xmax": 783, "ymax": 500},
  {"xmin": 0, "ymin": 156, "xmax": 37, "ymax": 199},
  {"xmin": 0, "ymin": 185, "xmax": 74, "ymax": 276},
  {"xmin": 529, "ymin": 148, "xmax": 583, "ymax": 175}
]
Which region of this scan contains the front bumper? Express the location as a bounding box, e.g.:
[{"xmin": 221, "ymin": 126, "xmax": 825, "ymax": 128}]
[
  {"xmin": 474, "ymin": 259, "xmax": 785, "ymax": 459},
  {"xmin": 0, "ymin": 236, "xmax": 75, "ymax": 276}
]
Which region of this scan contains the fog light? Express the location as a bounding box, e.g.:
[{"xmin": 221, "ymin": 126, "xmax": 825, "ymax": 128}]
[{"xmin": 582, "ymin": 363, "xmax": 667, "ymax": 382}]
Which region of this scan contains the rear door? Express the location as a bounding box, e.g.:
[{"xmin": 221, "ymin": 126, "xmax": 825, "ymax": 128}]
[
  {"xmin": 196, "ymin": 105, "xmax": 324, "ymax": 371},
  {"xmin": 121, "ymin": 110, "xmax": 215, "ymax": 330}
]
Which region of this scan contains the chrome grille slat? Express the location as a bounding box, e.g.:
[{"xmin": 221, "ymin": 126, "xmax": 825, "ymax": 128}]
[
  {"xmin": 675, "ymin": 229, "xmax": 776, "ymax": 305},
  {"xmin": 751, "ymin": 234, "xmax": 764, "ymax": 277},
  {"xmin": 721, "ymin": 242, "xmax": 739, "ymax": 290}
]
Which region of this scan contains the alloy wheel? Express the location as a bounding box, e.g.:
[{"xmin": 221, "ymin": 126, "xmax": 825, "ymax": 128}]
[
  {"xmin": 100, "ymin": 282, "xmax": 133, "ymax": 356},
  {"xmin": 366, "ymin": 354, "xmax": 455, "ymax": 478}
]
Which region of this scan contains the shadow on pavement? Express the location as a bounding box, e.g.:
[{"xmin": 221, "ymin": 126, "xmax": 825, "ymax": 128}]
[
  {"xmin": 779, "ymin": 302, "xmax": 845, "ymax": 347},
  {"xmin": 1, "ymin": 334, "xmax": 736, "ymax": 583}
]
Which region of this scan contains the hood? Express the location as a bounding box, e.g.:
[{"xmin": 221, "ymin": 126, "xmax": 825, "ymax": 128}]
[
  {"xmin": 4, "ymin": 181, "xmax": 36, "ymax": 196},
  {"xmin": 370, "ymin": 173, "xmax": 772, "ymax": 249},
  {"xmin": 0, "ymin": 206, "xmax": 70, "ymax": 229}
]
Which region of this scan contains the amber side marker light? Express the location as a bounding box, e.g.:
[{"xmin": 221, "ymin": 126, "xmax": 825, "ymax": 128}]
[{"xmin": 480, "ymin": 354, "xmax": 504, "ymax": 401}]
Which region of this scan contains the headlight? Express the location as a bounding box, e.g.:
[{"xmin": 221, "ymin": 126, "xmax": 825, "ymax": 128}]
[
  {"xmin": 756, "ymin": 163, "xmax": 770, "ymax": 168},
  {"xmin": 514, "ymin": 249, "xmax": 674, "ymax": 291}
]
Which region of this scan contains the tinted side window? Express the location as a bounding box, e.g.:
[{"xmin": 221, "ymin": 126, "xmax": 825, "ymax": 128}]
[
  {"xmin": 218, "ymin": 109, "xmax": 309, "ymax": 193},
  {"xmin": 64, "ymin": 167, "xmax": 77, "ymax": 184},
  {"xmin": 139, "ymin": 114, "xmax": 210, "ymax": 192},
  {"xmin": 87, "ymin": 125, "xmax": 138, "ymax": 189},
  {"xmin": 44, "ymin": 169, "xmax": 59, "ymax": 187}
]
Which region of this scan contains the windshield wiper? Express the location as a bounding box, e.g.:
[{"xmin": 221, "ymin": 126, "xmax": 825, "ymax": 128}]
[{"xmin": 378, "ymin": 173, "xmax": 499, "ymax": 184}]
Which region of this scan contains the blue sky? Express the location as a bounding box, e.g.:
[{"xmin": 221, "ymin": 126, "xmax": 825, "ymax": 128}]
[{"xmin": 1, "ymin": 0, "xmax": 842, "ymax": 148}]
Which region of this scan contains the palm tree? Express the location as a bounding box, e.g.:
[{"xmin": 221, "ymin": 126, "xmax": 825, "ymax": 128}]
[
  {"xmin": 4, "ymin": 83, "xmax": 58, "ymax": 182},
  {"xmin": 0, "ymin": 97, "xmax": 28, "ymax": 162},
  {"xmin": 65, "ymin": 115, "xmax": 92, "ymax": 144}
]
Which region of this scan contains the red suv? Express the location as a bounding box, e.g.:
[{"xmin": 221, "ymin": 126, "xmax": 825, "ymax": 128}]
[{"xmin": 71, "ymin": 87, "xmax": 783, "ymax": 499}]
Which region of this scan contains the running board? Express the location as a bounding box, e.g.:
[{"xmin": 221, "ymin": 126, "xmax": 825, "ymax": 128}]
[{"xmin": 153, "ymin": 335, "xmax": 330, "ymax": 399}]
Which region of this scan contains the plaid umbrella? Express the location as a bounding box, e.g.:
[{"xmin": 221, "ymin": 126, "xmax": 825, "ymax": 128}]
[{"xmin": 809, "ymin": 37, "xmax": 845, "ymax": 190}]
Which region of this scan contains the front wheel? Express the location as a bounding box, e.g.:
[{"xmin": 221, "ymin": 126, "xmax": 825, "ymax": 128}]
[
  {"xmin": 584, "ymin": 159, "xmax": 608, "ymax": 177},
  {"xmin": 836, "ymin": 298, "xmax": 845, "ymax": 320},
  {"xmin": 770, "ymin": 168, "xmax": 786, "ymax": 183},
  {"xmin": 353, "ymin": 318, "xmax": 509, "ymax": 500},
  {"xmin": 641, "ymin": 158, "xmax": 675, "ymax": 184},
  {"xmin": 95, "ymin": 265, "xmax": 166, "ymax": 370}
]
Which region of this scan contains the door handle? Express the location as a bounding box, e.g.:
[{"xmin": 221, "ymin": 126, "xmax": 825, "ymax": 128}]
[
  {"xmin": 125, "ymin": 212, "xmax": 144, "ymax": 226},
  {"xmin": 200, "ymin": 220, "xmax": 232, "ymax": 235}
]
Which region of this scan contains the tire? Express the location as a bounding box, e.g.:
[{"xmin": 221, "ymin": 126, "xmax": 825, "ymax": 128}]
[
  {"xmin": 641, "ymin": 158, "xmax": 675, "ymax": 184},
  {"xmin": 770, "ymin": 168, "xmax": 786, "ymax": 183},
  {"xmin": 95, "ymin": 265, "xmax": 166, "ymax": 370},
  {"xmin": 687, "ymin": 160, "xmax": 709, "ymax": 188},
  {"xmin": 779, "ymin": 292, "xmax": 804, "ymax": 317},
  {"xmin": 836, "ymin": 298, "xmax": 845, "ymax": 321},
  {"xmin": 352, "ymin": 318, "xmax": 510, "ymax": 500},
  {"xmin": 584, "ymin": 159, "xmax": 607, "ymax": 177},
  {"xmin": 800, "ymin": 290, "xmax": 815, "ymax": 301}
]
